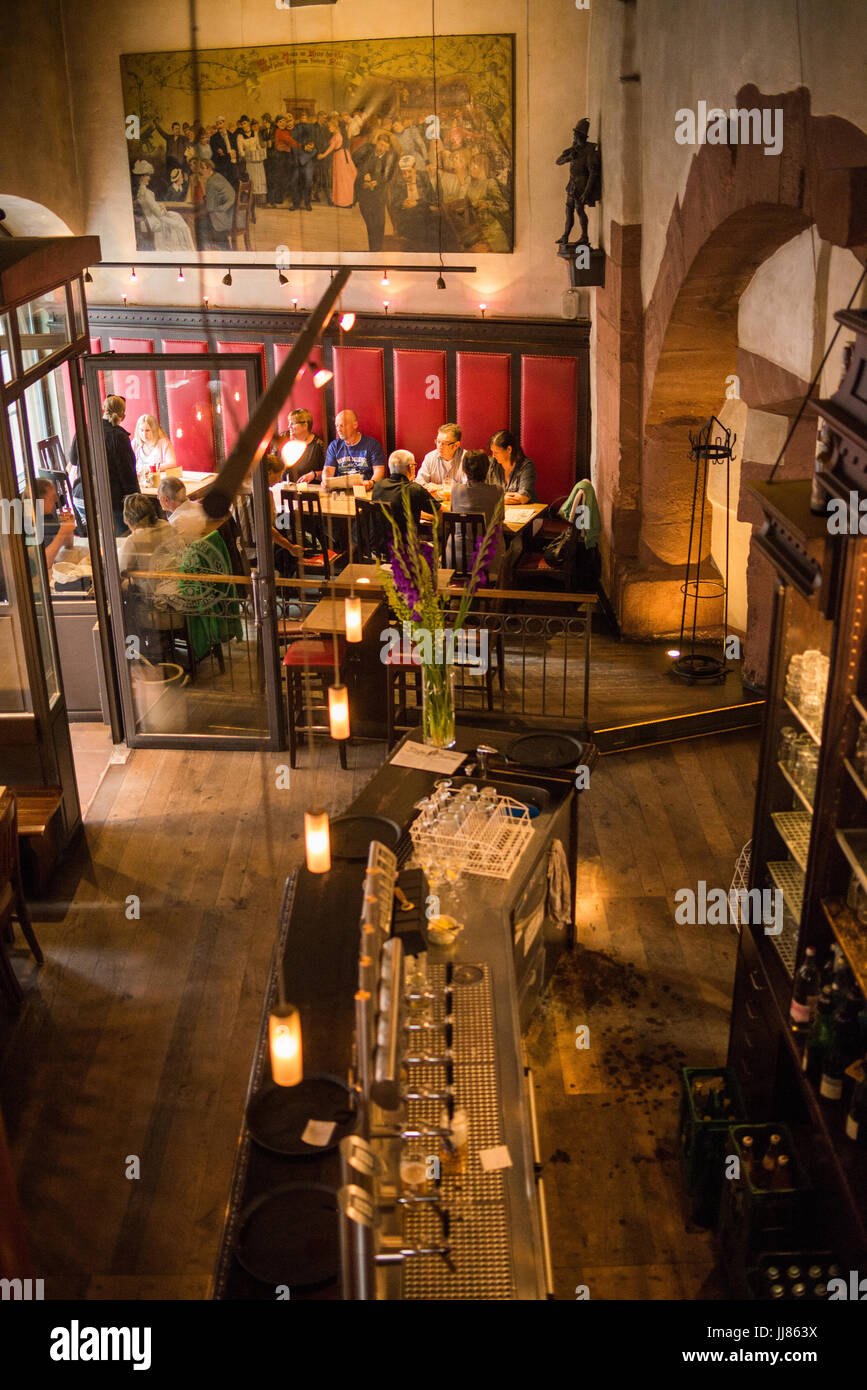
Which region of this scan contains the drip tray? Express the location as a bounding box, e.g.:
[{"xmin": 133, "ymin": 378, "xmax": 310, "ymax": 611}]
[{"xmin": 235, "ymin": 1184, "xmax": 339, "ymax": 1289}]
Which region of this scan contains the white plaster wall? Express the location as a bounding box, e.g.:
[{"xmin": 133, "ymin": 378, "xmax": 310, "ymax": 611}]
[
  {"xmin": 739, "ymin": 231, "xmax": 818, "ymax": 382},
  {"xmin": 634, "ymin": 0, "xmax": 867, "ymax": 307},
  {"xmin": 58, "ymin": 0, "xmax": 589, "ymax": 317}
]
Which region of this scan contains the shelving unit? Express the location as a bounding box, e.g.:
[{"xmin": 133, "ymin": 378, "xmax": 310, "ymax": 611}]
[{"xmin": 726, "ymin": 310, "xmax": 867, "ymax": 1269}]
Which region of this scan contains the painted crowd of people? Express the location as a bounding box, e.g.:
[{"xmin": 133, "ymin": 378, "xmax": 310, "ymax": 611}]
[{"xmin": 132, "ymin": 100, "xmax": 512, "ymax": 253}]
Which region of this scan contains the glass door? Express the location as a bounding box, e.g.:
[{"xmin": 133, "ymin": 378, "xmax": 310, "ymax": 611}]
[{"xmin": 83, "ymin": 352, "xmax": 284, "ymax": 748}]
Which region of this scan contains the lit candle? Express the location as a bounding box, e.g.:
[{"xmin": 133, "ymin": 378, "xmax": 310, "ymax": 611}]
[
  {"xmin": 345, "ymin": 596, "xmax": 363, "ymax": 643},
  {"xmin": 269, "ymin": 1004, "xmax": 302, "ymax": 1086},
  {"xmin": 305, "ymin": 808, "xmax": 331, "ymax": 873},
  {"xmin": 328, "ymin": 684, "xmax": 350, "ymax": 741}
]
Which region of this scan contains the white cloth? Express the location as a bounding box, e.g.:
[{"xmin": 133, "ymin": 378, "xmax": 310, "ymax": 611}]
[
  {"xmin": 136, "ymin": 185, "xmax": 195, "ymax": 252},
  {"xmin": 546, "ymin": 839, "xmax": 573, "ymax": 928},
  {"xmin": 167, "ymin": 499, "xmax": 209, "ymax": 540}
]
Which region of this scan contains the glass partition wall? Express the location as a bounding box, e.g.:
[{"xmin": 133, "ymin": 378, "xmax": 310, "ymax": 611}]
[
  {"xmin": 0, "ymin": 267, "xmax": 91, "ymax": 845},
  {"xmin": 83, "ymin": 352, "xmax": 284, "ymax": 748}
]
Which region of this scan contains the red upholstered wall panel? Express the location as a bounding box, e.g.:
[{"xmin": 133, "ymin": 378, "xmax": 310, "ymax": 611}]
[
  {"xmin": 89, "ymin": 337, "xmax": 105, "ymax": 401},
  {"xmin": 392, "ymin": 349, "xmax": 446, "ymax": 464},
  {"xmin": 332, "ymin": 346, "xmax": 386, "ymax": 448},
  {"xmin": 455, "ymin": 352, "xmax": 510, "ymax": 452},
  {"xmin": 216, "ymin": 341, "xmax": 267, "ymax": 455},
  {"xmin": 520, "ymin": 355, "xmax": 579, "ymax": 503},
  {"xmin": 106, "ymin": 337, "xmax": 159, "ymax": 429},
  {"xmin": 162, "ymin": 339, "xmax": 213, "ymax": 472},
  {"xmin": 272, "ymin": 341, "xmax": 327, "ymax": 438}
]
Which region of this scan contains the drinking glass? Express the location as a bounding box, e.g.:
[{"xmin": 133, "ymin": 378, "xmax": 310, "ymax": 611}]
[{"xmin": 785, "ymin": 653, "xmax": 804, "ymax": 706}]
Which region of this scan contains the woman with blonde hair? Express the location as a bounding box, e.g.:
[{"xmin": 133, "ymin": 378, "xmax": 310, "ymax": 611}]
[{"xmin": 132, "ymin": 414, "xmax": 179, "ymax": 484}]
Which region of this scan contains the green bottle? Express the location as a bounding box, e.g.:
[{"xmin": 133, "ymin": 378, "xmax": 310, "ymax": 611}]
[
  {"xmin": 845, "ymin": 1057, "xmax": 867, "ymax": 1144},
  {"xmin": 803, "ymin": 986, "xmax": 835, "ymax": 1086}
]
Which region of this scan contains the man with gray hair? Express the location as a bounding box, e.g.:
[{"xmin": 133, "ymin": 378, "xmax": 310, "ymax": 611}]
[
  {"xmin": 417, "ymin": 424, "xmax": 465, "ymax": 490},
  {"xmin": 157, "ymin": 476, "xmax": 209, "ymax": 540},
  {"xmin": 371, "ymin": 449, "xmax": 439, "ymax": 548}
]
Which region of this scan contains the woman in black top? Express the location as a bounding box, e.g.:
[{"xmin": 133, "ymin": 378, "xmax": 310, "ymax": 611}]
[
  {"xmin": 101, "ymin": 396, "xmax": 141, "ymax": 536},
  {"xmin": 489, "ymin": 429, "xmax": 537, "ymax": 503},
  {"xmin": 278, "ymin": 408, "xmax": 326, "ymax": 483}
]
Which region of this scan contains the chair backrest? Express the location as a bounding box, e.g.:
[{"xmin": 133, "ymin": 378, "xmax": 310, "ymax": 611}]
[
  {"xmin": 355, "ymin": 497, "xmax": 381, "ymax": 563},
  {"xmin": 440, "ymin": 510, "xmax": 486, "ymax": 577},
  {"xmin": 0, "ymin": 789, "xmax": 17, "ymax": 887},
  {"xmin": 233, "ymin": 180, "xmax": 253, "ymax": 229},
  {"xmin": 278, "ymin": 489, "xmax": 340, "ymax": 576},
  {"xmin": 37, "ymin": 436, "xmax": 67, "ymax": 474},
  {"xmin": 35, "ymin": 467, "xmax": 75, "ymax": 515}
]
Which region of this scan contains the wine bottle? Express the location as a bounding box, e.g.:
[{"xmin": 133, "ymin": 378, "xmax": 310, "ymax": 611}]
[
  {"xmin": 790, "ymin": 946, "xmax": 820, "ymax": 1032},
  {"xmin": 845, "ymin": 1057, "xmax": 867, "ymax": 1143},
  {"xmin": 740, "ymin": 1133, "xmax": 755, "ymax": 1182},
  {"xmin": 772, "ymin": 1153, "xmax": 792, "ymax": 1189},
  {"xmin": 803, "ymin": 986, "xmax": 835, "ymax": 1084},
  {"xmin": 819, "ymin": 1019, "xmax": 845, "ymax": 1102}
]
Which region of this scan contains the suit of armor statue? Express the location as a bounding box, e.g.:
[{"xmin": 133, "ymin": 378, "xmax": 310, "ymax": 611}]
[{"xmin": 556, "ymin": 118, "xmax": 601, "ymax": 248}]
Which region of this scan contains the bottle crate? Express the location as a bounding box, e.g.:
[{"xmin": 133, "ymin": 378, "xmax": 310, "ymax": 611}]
[
  {"xmin": 718, "ymin": 1123, "xmax": 813, "ymax": 1281},
  {"xmin": 678, "ymin": 1067, "xmax": 746, "ymax": 1226}
]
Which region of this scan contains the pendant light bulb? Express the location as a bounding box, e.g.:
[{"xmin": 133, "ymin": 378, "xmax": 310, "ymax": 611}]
[
  {"xmin": 84, "ymin": 269, "xmax": 93, "ymax": 283},
  {"xmin": 345, "ymin": 596, "xmax": 363, "ymax": 643},
  {"xmin": 269, "ymin": 1003, "xmax": 303, "ymax": 1086},
  {"xmin": 129, "ymin": 267, "xmax": 137, "ymax": 282},
  {"xmin": 278, "ymin": 269, "xmax": 289, "ymax": 286},
  {"xmin": 308, "ymin": 358, "xmax": 332, "ymax": 389},
  {"xmin": 382, "ymin": 301, "xmax": 389, "ymax": 314},
  {"xmin": 177, "ymin": 267, "xmax": 185, "ymax": 283},
  {"xmin": 305, "ymin": 809, "xmax": 331, "ymax": 874},
  {"xmin": 222, "ymin": 270, "xmax": 232, "ymax": 286},
  {"xmin": 328, "ymin": 684, "xmax": 350, "ymax": 741},
  {"xmin": 436, "ymin": 274, "xmax": 446, "ymax": 290},
  {"xmin": 339, "ymin": 312, "xmax": 356, "ymax": 331},
  {"xmin": 380, "ymin": 270, "xmax": 390, "ymax": 287}
]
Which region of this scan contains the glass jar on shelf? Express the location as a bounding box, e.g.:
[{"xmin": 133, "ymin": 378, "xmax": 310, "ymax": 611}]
[
  {"xmin": 785, "ymin": 653, "xmax": 804, "ymax": 707},
  {"xmin": 778, "ymin": 725, "xmax": 799, "ymax": 772},
  {"xmin": 793, "ymin": 740, "xmax": 819, "ymax": 803}
]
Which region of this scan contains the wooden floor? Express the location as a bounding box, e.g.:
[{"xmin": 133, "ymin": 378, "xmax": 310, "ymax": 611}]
[
  {"xmin": 526, "ymin": 728, "xmax": 759, "ymax": 1299},
  {"xmin": 0, "ymin": 727, "xmax": 758, "ymax": 1300}
]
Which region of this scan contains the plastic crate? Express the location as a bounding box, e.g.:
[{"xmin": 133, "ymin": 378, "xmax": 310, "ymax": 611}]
[
  {"xmin": 745, "ymin": 1251, "xmax": 837, "ymax": 1300},
  {"xmin": 678, "ymin": 1067, "xmax": 746, "ymax": 1226},
  {"xmin": 718, "ymin": 1124, "xmax": 813, "ymax": 1281}
]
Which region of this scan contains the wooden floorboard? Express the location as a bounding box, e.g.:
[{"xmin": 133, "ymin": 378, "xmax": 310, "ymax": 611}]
[{"xmin": 0, "ymin": 728, "xmax": 758, "ymax": 1300}]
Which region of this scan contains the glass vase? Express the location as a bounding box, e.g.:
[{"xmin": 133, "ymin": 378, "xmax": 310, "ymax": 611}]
[{"xmin": 421, "ymin": 662, "xmax": 456, "ymax": 748}]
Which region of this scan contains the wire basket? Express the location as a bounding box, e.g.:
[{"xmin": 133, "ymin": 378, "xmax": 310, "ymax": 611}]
[
  {"xmin": 729, "ymin": 840, "xmax": 752, "ymax": 929},
  {"xmin": 410, "ymin": 795, "xmax": 534, "ymax": 879}
]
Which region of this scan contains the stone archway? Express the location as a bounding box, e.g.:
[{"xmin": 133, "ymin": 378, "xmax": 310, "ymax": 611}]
[
  {"xmin": 606, "ymin": 84, "xmax": 867, "ymax": 663},
  {"xmin": 0, "ymin": 195, "xmax": 74, "ymax": 237}
]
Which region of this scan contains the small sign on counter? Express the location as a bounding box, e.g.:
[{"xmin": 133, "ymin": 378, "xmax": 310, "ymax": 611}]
[
  {"xmin": 479, "ymin": 1145, "xmax": 513, "ymax": 1172},
  {"xmin": 302, "ymin": 1119, "xmax": 337, "ymax": 1147},
  {"xmin": 389, "ymin": 743, "xmax": 467, "ymax": 774}
]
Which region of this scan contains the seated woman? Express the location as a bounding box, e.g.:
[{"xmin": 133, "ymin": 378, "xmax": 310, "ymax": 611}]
[
  {"xmin": 488, "ymin": 429, "xmax": 537, "ymax": 503},
  {"xmin": 278, "ymin": 408, "xmax": 326, "ymax": 483},
  {"xmin": 117, "ymin": 494, "xmax": 182, "ymax": 600},
  {"xmin": 133, "ymin": 414, "xmax": 180, "ymax": 485},
  {"xmin": 449, "ymin": 449, "xmax": 505, "ymax": 578}
]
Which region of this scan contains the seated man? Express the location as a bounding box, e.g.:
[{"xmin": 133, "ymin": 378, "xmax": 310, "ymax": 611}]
[
  {"xmin": 371, "ymin": 450, "xmax": 438, "ymax": 549},
  {"xmin": 448, "ymin": 448, "xmax": 505, "ymax": 577},
  {"xmin": 26, "ymin": 477, "xmax": 76, "ymax": 568},
  {"xmin": 157, "ymin": 477, "xmax": 210, "ymax": 540},
  {"xmin": 322, "ymin": 408, "xmax": 386, "ymax": 486},
  {"xmin": 416, "ymin": 423, "xmax": 466, "ymax": 490}
]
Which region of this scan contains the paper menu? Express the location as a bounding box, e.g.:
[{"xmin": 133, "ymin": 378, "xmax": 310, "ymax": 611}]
[{"xmin": 389, "ymin": 744, "xmax": 467, "ymax": 773}]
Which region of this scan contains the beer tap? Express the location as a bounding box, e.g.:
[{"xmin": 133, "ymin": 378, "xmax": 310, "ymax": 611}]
[{"xmin": 376, "ymin": 1233, "xmax": 456, "ymax": 1275}]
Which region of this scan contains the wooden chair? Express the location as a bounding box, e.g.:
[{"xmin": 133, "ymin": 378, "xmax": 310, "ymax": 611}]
[
  {"xmin": 0, "ymin": 788, "xmax": 43, "ymax": 1006},
  {"xmin": 229, "ymin": 179, "xmax": 254, "ymax": 252},
  {"xmin": 279, "ymin": 491, "xmax": 344, "ymax": 579},
  {"xmin": 440, "ymin": 510, "xmax": 486, "ymax": 579},
  {"xmin": 9, "ymin": 786, "xmax": 63, "ymax": 899},
  {"xmin": 354, "ymin": 497, "xmax": 381, "ymax": 563}
]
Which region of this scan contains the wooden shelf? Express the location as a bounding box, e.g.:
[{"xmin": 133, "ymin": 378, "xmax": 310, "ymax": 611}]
[
  {"xmin": 777, "ymin": 760, "xmax": 815, "ymax": 814},
  {"xmin": 835, "ymin": 827, "xmax": 867, "ymax": 896},
  {"xmin": 784, "ymin": 698, "xmax": 823, "ymax": 745},
  {"xmin": 821, "ymin": 897, "xmax": 867, "ymax": 1000},
  {"xmin": 843, "ymin": 757, "xmax": 867, "ymax": 804}
]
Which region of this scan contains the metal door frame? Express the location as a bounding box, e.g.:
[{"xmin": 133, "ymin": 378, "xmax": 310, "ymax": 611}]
[{"xmin": 83, "ymin": 351, "xmax": 285, "ymax": 750}]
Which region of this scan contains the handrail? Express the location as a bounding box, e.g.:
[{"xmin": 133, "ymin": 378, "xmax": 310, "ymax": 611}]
[{"xmin": 124, "ymin": 570, "xmax": 597, "ymax": 604}]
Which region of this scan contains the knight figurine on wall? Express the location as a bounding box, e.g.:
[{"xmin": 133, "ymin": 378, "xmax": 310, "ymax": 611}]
[{"xmin": 556, "ymin": 117, "xmax": 601, "ymax": 257}]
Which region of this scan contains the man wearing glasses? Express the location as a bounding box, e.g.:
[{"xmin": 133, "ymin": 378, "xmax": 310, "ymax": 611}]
[{"xmin": 417, "ymin": 424, "xmax": 466, "ymax": 490}]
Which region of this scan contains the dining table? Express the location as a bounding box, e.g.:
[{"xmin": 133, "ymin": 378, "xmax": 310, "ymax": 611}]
[{"xmin": 140, "ymin": 470, "xmax": 218, "ymax": 500}]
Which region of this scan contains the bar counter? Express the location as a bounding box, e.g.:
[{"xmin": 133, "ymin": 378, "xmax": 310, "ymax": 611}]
[{"xmin": 213, "ymin": 723, "xmax": 596, "ymax": 1300}]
